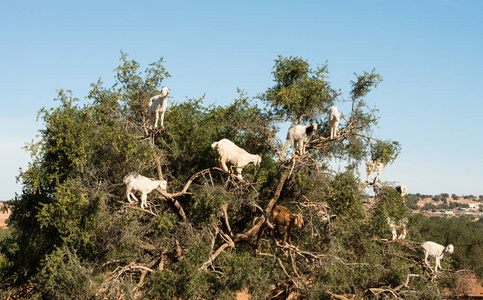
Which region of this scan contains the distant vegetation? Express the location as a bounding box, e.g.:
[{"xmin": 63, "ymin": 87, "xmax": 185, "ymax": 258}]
[
  {"xmin": 410, "ymin": 215, "xmax": 483, "ymax": 276},
  {"xmin": 0, "ymin": 54, "xmax": 481, "ymax": 299},
  {"xmin": 0, "ymin": 228, "xmax": 9, "ymax": 243}
]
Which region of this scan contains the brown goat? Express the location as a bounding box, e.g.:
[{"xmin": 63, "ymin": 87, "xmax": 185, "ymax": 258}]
[{"xmin": 271, "ymin": 205, "xmax": 304, "ymax": 246}]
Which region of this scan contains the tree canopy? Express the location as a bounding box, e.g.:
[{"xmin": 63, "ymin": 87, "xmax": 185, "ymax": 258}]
[{"xmin": 0, "ymin": 53, "xmax": 481, "ymax": 299}]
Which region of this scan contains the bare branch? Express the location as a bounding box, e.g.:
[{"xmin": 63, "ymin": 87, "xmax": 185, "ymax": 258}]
[
  {"xmin": 137, "ymin": 258, "xmax": 159, "ymax": 288},
  {"xmin": 277, "ymin": 257, "xmax": 290, "ymax": 279},
  {"xmin": 118, "ymin": 201, "xmax": 159, "ymax": 217},
  {"xmin": 198, "ymin": 242, "xmax": 234, "ymax": 271},
  {"xmin": 326, "ymin": 291, "xmax": 349, "ymax": 300},
  {"xmin": 221, "ymin": 203, "xmax": 233, "ymax": 238}
]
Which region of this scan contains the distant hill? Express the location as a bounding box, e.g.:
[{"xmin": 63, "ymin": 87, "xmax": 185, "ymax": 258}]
[{"xmin": 411, "ymin": 195, "xmax": 482, "ymax": 220}]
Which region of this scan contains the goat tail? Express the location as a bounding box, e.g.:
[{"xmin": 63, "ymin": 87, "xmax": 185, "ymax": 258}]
[
  {"xmin": 211, "ymin": 141, "xmax": 219, "ymax": 149},
  {"xmin": 272, "ymin": 204, "xmax": 283, "ymax": 213}
]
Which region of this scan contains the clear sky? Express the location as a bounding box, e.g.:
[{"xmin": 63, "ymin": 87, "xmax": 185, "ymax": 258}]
[{"xmin": 1, "ymin": 0, "xmax": 482, "ymax": 200}]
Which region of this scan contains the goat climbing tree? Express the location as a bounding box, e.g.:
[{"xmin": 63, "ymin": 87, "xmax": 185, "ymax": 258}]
[{"xmin": 1, "ymin": 53, "xmax": 473, "ymax": 299}]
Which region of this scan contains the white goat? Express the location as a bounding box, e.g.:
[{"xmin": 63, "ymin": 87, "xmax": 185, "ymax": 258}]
[
  {"xmin": 328, "ymin": 106, "xmax": 341, "ymax": 139},
  {"xmin": 123, "ymin": 173, "xmax": 167, "ymax": 209},
  {"xmin": 366, "ymin": 158, "xmax": 385, "ymax": 183},
  {"xmin": 148, "ymin": 86, "xmax": 170, "ymax": 128},
  {"xmin": 421, "ymin": 241, "xmax": 454, "ymax": 272},
  {"xmin": 211, "ymin": 139, "xmax": 261, "ymax": 180},
  {"xmin": 281, "ymin": 123, "xmax": 318, "ymax": 158},
  {"xmin": 387, "ymin": 217, "xmax": 408, "ymax": 240},
  {"xmin": 396, "ymin": 185, "xmax": 408, "ymax": 197}
]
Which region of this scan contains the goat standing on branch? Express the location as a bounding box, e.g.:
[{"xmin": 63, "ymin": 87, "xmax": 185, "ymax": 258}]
[
  {"xmin": 328, "ymin": 106, "xmax": 340, "ymax": 139},
  {"xmin": 280, "ymin": 123, "xmax": 318, "ymax": 159},
  {"xmin": 148, "ymin": 86, "xmax": 170, "ymax": 128},
  {"xmin": 366, "ymin": 158, "xmax": 385, "ymax": 183},
  {"xmin": 123, "ymin": 173, "xmax": 167, "ymax": 209},
  {"xmin": 211, "ymin": 138, "xmax": 261, "ymax": 180},
  {"xmin": 387, "ymin": 217, "xmax": 408, "ymax": 240},
  {"xmin": 422, "ymin": 241, "xmax": 454, "ymax": 272},
  {"xmin": 271, "ymin": 205, "xmax": 304, "ymax": 246}
]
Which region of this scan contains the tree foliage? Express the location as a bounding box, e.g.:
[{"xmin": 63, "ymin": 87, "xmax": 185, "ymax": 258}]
[
  {"xmin": 262, "ymin": 55, "xmax": 338, "ymax": 124},
  {"xmin": 0, "ymin": 53, "xmax": 479, "ymax": 299}
]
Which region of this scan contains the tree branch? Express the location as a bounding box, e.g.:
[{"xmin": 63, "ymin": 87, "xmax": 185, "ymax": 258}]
[{"xmin": 198, "ymin": 242, "xmax": 233, "ymax": 271}]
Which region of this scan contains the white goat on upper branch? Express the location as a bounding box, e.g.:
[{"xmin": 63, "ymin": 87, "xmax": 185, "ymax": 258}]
[
  {"xmin": 366, "ymin": 158, "xmax": 385, "ymax": 183},
  {"xmin": 148, "ymin": 86, "xmax": 170, "ymax": 128},
  {"xmin": 123, "ymin": 173, "xmax": 167, "ymax": 209},
  {"xmin": 280, "ymin": 123, "xmax": 318, "ymax": 159},
  {"xmin": 211, "ymin": 138, "xmax": 261, "ymax": 180},
  {"xmin": 328, "ymin": 106, "xmax": 340, "ymax": 139}
]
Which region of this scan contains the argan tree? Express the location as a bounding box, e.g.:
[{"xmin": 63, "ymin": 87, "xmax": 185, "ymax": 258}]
[{"xmin": 0, "ymin": 53, "xmax": 474, "ymax": 299}]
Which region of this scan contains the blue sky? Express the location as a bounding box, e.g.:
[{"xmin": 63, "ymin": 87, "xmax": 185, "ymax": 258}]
[{"xmin": 1, "ymin": 0, "xmax": 482, "ymax": 200}]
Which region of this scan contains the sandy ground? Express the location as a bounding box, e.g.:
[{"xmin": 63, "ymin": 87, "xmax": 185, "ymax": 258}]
[
  {"xmin": 468, "ymin": 275, "xmax": 483, "ymax": 297},
  {"xmin": 0, "ymin": 203, "xmax": 9, "ymax": 228}
]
